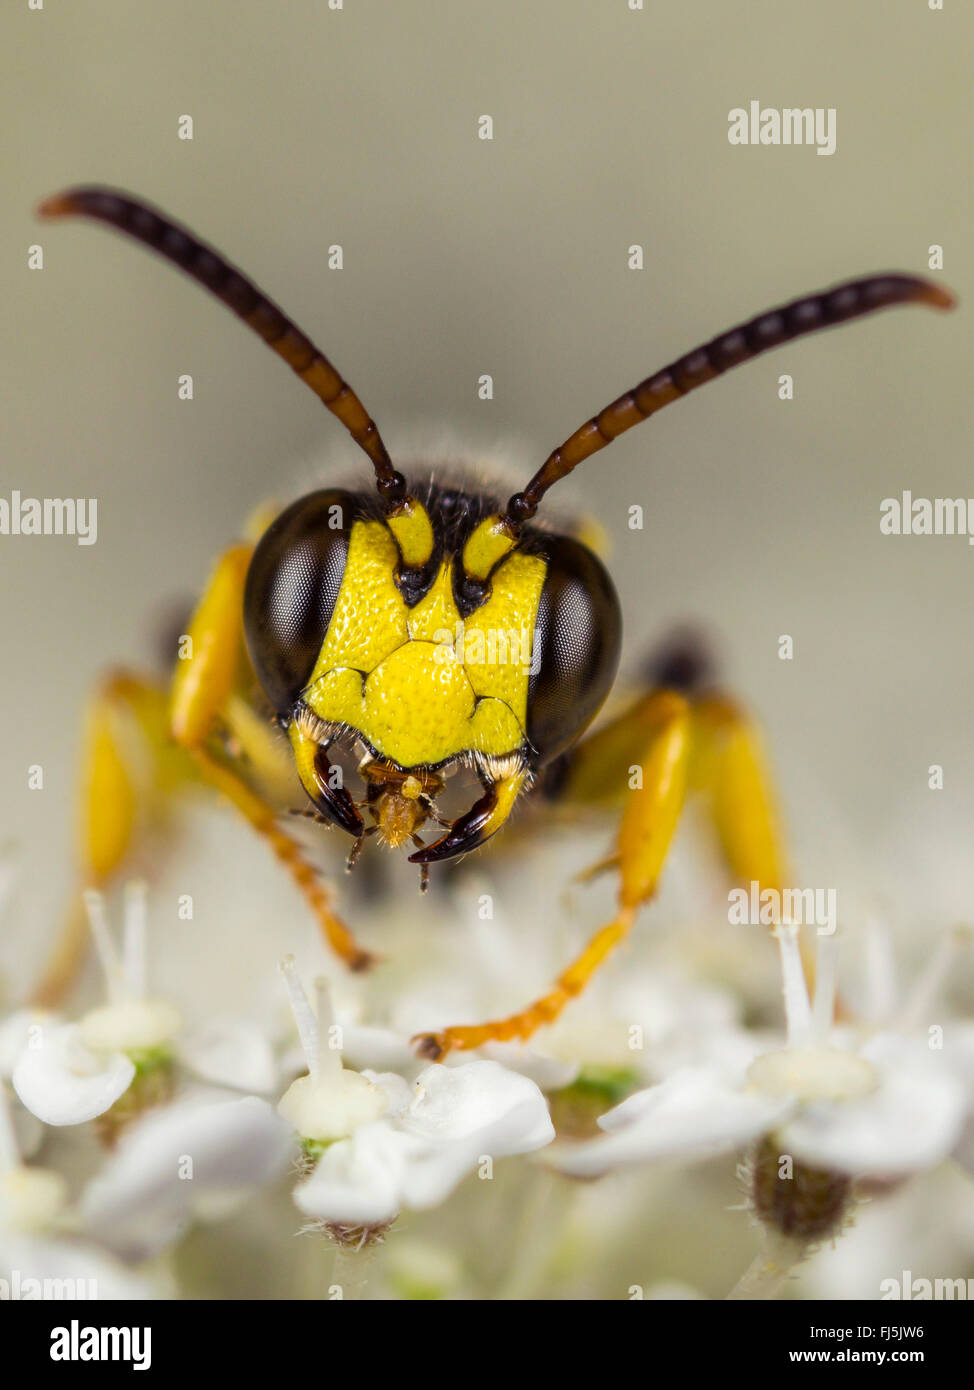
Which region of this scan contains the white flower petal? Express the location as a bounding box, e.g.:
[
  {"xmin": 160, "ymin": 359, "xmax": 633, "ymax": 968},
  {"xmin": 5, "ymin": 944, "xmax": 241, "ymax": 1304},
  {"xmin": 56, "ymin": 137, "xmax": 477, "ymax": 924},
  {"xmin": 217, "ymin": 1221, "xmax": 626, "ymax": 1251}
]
[
  {"xmin": 548, "ymin": 1069, "xmax": 793, "ymax": 1177},
  {"xmin": 80, "ymin": 1093, "xmax": 293, "ymax": 1259},
  {"xmin": 939, "ymin": 1023, "xmax": 974, "ymax": 1102},
  {"xmin": 294, "ymin": 1121, "xmax": 418, "ymax": 1227},
  {"xmin": 294, "ymin": 1062, "xmax": 556, "ymax": 1224},
  {"xmin": 12, "ymin": 1024, "xmax": 135, "ymax": 1126},
  {"xmin": 595, "ymin": 1086, "xmax": 667, "ymax": 1132},
  {"xmin": 391, "ymin": 1063, "xmax": 554, "ymax": 1210},
  {"xmin": 395, "ymin": 1142, "xmax": 479, "ymax": 1209},
  {"xmin": 479, "ymin": 1042, "xmax": 580, "ymax": 1092},
  {"xmin": 779, "ymin": 1039, "xmax": 966, "ymax": 1177},
  {"xmin": 404, "ymin": 1061, "xmax": 554, "ymax": 1154},
  {"xmin": 363, "ymin": 1070, "xmax": 413, "ymax": 1117},
  {"xmin": 652, "ymin": 1023, "xmax": 766, "ymax": 1083},
  {"xmin": 180, "ymin": 1018, "xmax": 278, "ymax": 1093}
]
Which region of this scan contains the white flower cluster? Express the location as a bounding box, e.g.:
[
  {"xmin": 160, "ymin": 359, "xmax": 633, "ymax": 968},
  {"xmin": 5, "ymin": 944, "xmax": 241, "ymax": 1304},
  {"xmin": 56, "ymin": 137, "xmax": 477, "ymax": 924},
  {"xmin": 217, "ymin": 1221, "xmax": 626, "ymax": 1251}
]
[{"xmin": 0, "ymin": 820, "xmax": 971, "ymax": 1301}]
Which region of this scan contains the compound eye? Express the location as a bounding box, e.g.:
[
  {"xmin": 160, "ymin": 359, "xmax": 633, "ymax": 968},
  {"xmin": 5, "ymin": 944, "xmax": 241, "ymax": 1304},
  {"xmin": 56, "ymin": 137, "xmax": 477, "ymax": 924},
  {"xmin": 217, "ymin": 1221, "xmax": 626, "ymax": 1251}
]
[
  {"xmin": 526, "ymin": 534, "xmax": 622, "ymax": 764},
  {"xmin": 244, "ymin": 489, "xmax": 362, "ymax": 715}
]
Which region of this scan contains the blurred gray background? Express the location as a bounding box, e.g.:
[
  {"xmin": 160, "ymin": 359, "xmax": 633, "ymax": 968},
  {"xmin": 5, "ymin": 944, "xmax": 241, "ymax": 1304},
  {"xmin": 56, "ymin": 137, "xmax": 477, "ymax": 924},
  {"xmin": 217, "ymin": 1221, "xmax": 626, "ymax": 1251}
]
[{"xmin": 2, "ymin": 0, "xmax": 972, "ymax": 978}]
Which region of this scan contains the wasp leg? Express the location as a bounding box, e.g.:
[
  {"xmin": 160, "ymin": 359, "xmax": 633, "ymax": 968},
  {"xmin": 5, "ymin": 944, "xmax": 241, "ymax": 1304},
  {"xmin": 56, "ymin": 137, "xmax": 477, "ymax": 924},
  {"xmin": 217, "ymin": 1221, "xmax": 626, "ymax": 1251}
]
[
  {"xmin": 36, "ymin": 542, "xmax": 373, "ymax": 1006},
  {"xmin": 31, "ymin": 669, "xmax": 185, "ymax": 1008},
  {"xmin": 168, "ymin": 544, "xmax": 376, "ymax": 972},
  {"xmin": 688, "ymin": 691, "xmax": 829, "ymax": 998},
  {"xmin": 689, "ymin": 693, "xmax": 788, "ymax": 895},
  {"xmin": 168, "ymin": 543, "xmax": 253, "ymax": 748},
  {"xmin": 569, "ymin": 680, "xmax": 815, "ymax": 991},
  {"xmin": 547, "ymin": 679, "xmax": 788, "ymax": 893},
  {"xmin": 188, "ymin": 746, "xmax": 376, "ymax": 972},
  {"xmin": 413, "ymin": 691, "xmax": 691, "ymax": 1058}
]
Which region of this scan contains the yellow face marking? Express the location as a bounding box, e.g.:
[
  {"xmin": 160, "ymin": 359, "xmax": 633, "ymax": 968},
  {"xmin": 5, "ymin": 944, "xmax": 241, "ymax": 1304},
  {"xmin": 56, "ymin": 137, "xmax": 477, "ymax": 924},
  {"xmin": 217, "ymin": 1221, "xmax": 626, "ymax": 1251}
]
[
  {"xmin": 461, "ymin": 513, "xmax": 516, "ymax": 581},
  {"xmin": 408, "ymin": 563, "xmax": 457, "ymax": 639},
  {"xmin": 301, "ymin": 517, "xmax": 547, "ymax": 767},
  {"xmin": 308, "ymin": 520, "xmax": 404, "ymax": 673},
  {"xmin": 386, "ymin": 496, "xmax": 434, "ymax": 568}
]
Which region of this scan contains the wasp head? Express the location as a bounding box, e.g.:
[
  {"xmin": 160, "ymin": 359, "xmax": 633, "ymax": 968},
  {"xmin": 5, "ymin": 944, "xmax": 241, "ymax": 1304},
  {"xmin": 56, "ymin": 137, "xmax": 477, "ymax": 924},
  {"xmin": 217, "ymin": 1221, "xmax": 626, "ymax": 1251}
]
[{"xmin": 243, "ymin": 482, "xmax": 621, "ymax": 865}]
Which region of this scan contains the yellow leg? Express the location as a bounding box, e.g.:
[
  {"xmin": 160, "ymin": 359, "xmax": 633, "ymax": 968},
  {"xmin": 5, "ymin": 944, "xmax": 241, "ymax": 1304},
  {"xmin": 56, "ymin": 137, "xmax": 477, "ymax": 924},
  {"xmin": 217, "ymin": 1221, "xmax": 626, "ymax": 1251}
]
[
  {"xmin": 36, "ymin": 543, "xmax": 372, "ymax": 1005},
  {"xmin": 414, "ymin": 909, "xmax": 637, "ymax": 1059},
  {"xmin": 168, "ymin": 543, "xmax": 253, "ymax": 747},
  {"xmin": 692, "ymin": 693, "xmax": 823, "ymax": 978},
  {"xmin": 691, "ymin": 694, "xmax": 788, "ymax": 894},
  {"xmin": 169, "ymin": 545, "xmax": 375, "ymax": 972},
  {"xmin": 689, "ymin": 693, "xmax": 829, "ymax": 1002},
  {"xmin": 189, "ymin": 746, "xmax": 376, "ymax": 972},
  {"xmin": 31, "ymin": 670, "xmax": 179, "ymax": 1008},
  {"xmin": 223, "ymin": 693, "xmax": 299, "ymax": 807},
  {"xmin": 558, "ymin": 684, "xmax": 790, "ymax": 897},
  {"xmin": 414, "ymin": 692, "xmax": 691, "ymax": 1058}
]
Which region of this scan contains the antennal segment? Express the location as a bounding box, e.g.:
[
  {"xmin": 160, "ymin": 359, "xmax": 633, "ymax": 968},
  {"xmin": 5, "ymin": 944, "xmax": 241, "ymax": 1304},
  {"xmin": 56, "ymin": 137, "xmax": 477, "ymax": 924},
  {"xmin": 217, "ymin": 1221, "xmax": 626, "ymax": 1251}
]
[
  {"xmin": 38, "ymin": 186, "xmax": 406, "ymax": 505},
  {"xmin": 505, "ymin": 273, "xmax": 955, "ymax": 526}
]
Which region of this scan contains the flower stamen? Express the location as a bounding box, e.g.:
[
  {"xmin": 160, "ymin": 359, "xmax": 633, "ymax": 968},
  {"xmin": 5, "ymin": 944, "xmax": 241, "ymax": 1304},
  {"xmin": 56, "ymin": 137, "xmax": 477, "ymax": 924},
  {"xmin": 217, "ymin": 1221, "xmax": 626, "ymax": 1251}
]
[
  {"xmin": 83, "ymin": 889, "xmax": 126, "ymax": 1004},
  {"xmin": 810, "ymin": 932, "xmax": 840, "ymax": 1042},
  {"xmin": 776, "ymin": 921, "xmax": 812, "ymax": 1047},
  {"xmin": 122, "ymin": 880, "xmax": 148, "ymax": 1001},
  {"xmin": 279, "ymin": 955, "xmax": 321, "ymax": 1082}
]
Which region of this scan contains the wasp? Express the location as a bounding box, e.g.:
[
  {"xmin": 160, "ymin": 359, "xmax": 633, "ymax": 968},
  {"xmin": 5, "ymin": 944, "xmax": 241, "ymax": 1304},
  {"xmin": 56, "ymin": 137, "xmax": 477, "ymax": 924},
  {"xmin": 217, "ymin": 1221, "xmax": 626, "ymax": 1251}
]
[{"xmin": 32, "ymin": 186, "xmax": 954, "ymax": 1058}]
